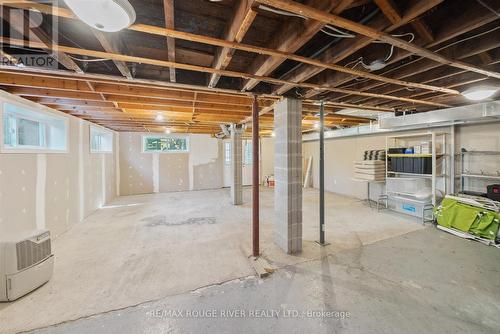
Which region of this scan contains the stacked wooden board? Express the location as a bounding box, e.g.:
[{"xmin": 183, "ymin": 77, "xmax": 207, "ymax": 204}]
[{"xmin": 354, "ymin": 160, "xmax": 386, "ymax": 181}]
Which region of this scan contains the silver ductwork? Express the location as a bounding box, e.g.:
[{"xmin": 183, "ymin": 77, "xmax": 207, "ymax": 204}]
[
  {"xmin": 303, "ymin": 101, "xmax": 500, "ymax": 142},
  {"xmin": 219, "ymin": 124, "xmax": 231, "ymax": 137},
  {"xmin": 379, "ymin": 101, "xmax": 500, "ymax": 129}
]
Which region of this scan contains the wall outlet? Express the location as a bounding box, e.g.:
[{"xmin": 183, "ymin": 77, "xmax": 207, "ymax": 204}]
[{"xmin": 334, "ymin": 179, "xmax": 337, "ymax": 185}]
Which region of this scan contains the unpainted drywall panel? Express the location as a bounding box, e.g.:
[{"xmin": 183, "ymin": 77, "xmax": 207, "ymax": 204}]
[
  {"xmin": 44, "ymin": 118, "xmax": 81, "ymax": 237},
  {"xmin": 0, "ymin": 92, "xmax": 118, "ymax": 238},
  {"xmin": 119, "ymin": 133, "xmax": 154, "ymax": 195},
  {"xmin": 189, "ymin": 134, "xmax": 223, "ymax": 190},
  {"xmin": 82, "ymin": 124, "xmax": 104, "ymax": 216},
  {"xmin": 0, "ymin": 154, "xmax": 37, "ymax": 235},
  {"xmin": 104, "ymin": 138, "xmax": 117, "ymax": 203},
  {"xmin": 159, "ymin": 153, "xmax": 190, "ymax": 192},
  {"xmin": 261, "ymin": 137, "xmax": 275, "ymax": 183},
  {"xmin": 192, "ymin": 160, "xmax": 222, "ymax": 190},
  {"xmin": 45, "ymin": 154, "xmax": 74, "ymax": 236}
]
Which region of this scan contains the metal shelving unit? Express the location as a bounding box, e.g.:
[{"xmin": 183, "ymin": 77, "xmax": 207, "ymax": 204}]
[
  {"xmin": 380, "ymin": 132, "xmax": 448, "ymax": 224},
  {"xmin": 460, "ymin": 150, "xmax": 500, "ymax": 196}
]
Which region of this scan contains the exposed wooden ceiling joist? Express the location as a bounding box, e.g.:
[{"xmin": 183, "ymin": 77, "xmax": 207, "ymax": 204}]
[
  {"xmin": 373, "ymin": 0, "xmax": 401, "ymax": 25},
  {"xmin": 91, "ymin": 30, "xmax": 132, "ymax": 79},
  {"xmin": 208, "ymin": 0, "xmax": 257, "ymax": 88},
  {"xmin": 336, "ymin": 27, "xmax": 500, "ymax": 105},
  {"xmin": 163, "ymin": 0, "xmax": 176, "ymax": 82},
  {"xmin": 274, "ymin": 0, "xmax": 446, "ymax": 95},
  {"xmin": 0, "ymin": 0, "xmax": 460, "ymax": 97},
  {"xmin": 241, "ymin": 0, "xmax": 353, "ymax": 91},
  {"xmin": 254, "ymin": 0, "xmax": 499, "ymax": 79},
  {"xmin": 304, "ymin": 1, "xmax": 500, "ymax": 99},
  {"xmin": 0, "ymin": 37, "xmax": 452, "ymax": 107}
]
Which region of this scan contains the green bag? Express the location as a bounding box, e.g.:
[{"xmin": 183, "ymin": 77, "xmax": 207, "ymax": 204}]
[{"xmin": 435, "ymin": 197, "xmax": 500, "ymax": 241}]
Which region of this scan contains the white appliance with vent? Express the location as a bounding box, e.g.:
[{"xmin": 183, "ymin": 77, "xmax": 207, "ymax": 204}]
[{"xmin": 0, "ymin": 229, "xmax": 54, "ymax": 301}]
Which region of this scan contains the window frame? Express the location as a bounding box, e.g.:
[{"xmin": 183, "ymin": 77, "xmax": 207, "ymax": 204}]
[
  {"xmin": 224, "ymin": 141, "xmax": 231, "ymax": 165},
  {"xmin": 0, "ymin": 100, "xmax": 69, "ymax": 154},
  {"xmin": 142, "ymin": 134, "xmax": 190, "ymax": 153},
  {"xmin": 90, "ymin": 125, "xmax": 114, "ymax": 154},
  {"xmin": 243, "ymin": 140, "xmax": 253, "ymax": 165}
]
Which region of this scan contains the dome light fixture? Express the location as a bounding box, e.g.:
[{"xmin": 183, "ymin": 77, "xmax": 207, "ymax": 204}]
[
  {"xmin": 462, "ymin": 86, "xmax": 497, "ymax": 101},
  {"xmin": 65, "ymin": 0, "xmax": 136, "ymax": 32},
  {"xmin": 155, "ymin": 113, "xmax": 164, "ymax": 122}
]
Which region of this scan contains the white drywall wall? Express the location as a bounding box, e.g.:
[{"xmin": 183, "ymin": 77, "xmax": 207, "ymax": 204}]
[
  {"xmin": 119, "ymin": 132, "xmax": 224, "ymax": 195},
  {"xmin": 0, "ymin": 92, "xmax": 118, "ymax": 238}
]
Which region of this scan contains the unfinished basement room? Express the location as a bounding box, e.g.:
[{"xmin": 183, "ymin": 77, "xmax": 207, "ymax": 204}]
[{"xmin": 0, "ymin": 0, "xmax": 499, "ymax": 333}]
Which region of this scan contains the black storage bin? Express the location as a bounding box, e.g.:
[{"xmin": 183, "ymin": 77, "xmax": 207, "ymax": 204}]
[
  {"xmin": 395, "ymin": 157, "xmax": 404, "ymax": 172},
  {"xmin": 388, "ymin": 157, "xmax": 400, "ymax": 172},
  {"xmin": 412, "ymin": 157, "xmax": 432, "ymax": 174},
  {"xmin": 388, "ymin": 148, "xmax": 406, "ymax": 154},
  {"xmin": 423, "ymin": 157, "xmax": 432, "ymax": 174},
  {"xmin": 403, "ymin": 157, "xmax": 414, "ymax": 173},
  {"xmin": 413, "ymin": 158, "xmax": 423, "ymax": 174},
  {"xmin": 487, "ymin": 184, "xmax": 500, "ymax": 202}
]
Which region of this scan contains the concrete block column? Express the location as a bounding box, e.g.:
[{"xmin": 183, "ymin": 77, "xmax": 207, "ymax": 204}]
[
  {"xmin": 274, "ymin": 98, "xmax": 302, "ymax": 254},
  {"xmin": 230, "ymin": 124, "xmax": 243, "ymax": 205}
]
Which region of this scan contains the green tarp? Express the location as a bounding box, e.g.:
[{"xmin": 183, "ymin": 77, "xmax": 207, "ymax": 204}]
[{"xmin": 435, "ymin": 197, "xmax": 500, "ymax": 240}]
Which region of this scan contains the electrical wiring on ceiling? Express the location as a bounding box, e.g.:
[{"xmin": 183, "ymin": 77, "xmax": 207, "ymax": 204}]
[
  {"xmin": 258, "ymin": 4, "xmax": 417, "ymax": 71},
  {"xmin": 68, "ymin": 55, "xmax": 111, "ymax": 62},
  {"xmin": 258, "ymin": 5, "xmax": 355, "ymax": 38}
]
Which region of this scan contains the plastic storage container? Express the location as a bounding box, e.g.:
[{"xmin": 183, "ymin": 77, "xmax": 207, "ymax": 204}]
[
  {"xmin": 387, "ymin": 195, "xmax": 434, "ymax": 221},
  {"xmin": 386, "ymin": 177, "xmax": 432, "ymax": 198}
]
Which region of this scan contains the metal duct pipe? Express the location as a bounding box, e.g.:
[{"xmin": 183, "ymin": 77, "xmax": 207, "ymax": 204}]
[{"xmin": 219, "ymin": 124, "xmax": 230, "ymax": 137}]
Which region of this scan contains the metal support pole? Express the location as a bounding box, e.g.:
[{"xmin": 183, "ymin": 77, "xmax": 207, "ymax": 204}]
[
  {"xmin": 252, "ymin": 95, "xmax": 260, "ymax": 257},
  {"xmin": 317, "ymin": 100, "xmax": 328, "ymax": 246}
]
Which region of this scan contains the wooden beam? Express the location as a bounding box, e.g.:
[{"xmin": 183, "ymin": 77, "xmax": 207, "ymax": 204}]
[
  {"xmin": 163, "ymin": 0, "xmax": 176, "ymax": 82},
  {"xmin": 241, "ymin": 0, "xmax": 353, "ymax": 91},
  {"xmin": 0, "ymin": 37, "xmax": 452, "ymax": 107},
  {"xmin": 92, "ymin": 30, "xmax": 132, "ymax": 79},
  {"xmin": 274, "ymin": 0, "xmax": 445, "ymax": 95},
  {"xmin": 337, "ymin": 28, "xmax": 500, "ymax": 104},
  {"xmin": 256, "ymin": 0, "xmax": 499, "ymax": 81},
  {"xmin": 0, "ymin": 1, "xmax": 458, "ymax": 96},
  {"xmin": 299, "ymin": 0, "xmax": 500, "ymax": 99},
  {"xmin": 373, "ymin": 0, "xmax": 402, "ymax": 24},
  {"xmin": 0, "ymin": 66, "xmax": 284, "ymax": 105},
  {"xmin": 208, "ymin": 0, "xmax": 256, "ymax": 88},
  {"xmin": 478, "ymin": 51, "xmax": 493, "ymax": 65},
  {"xmin": 411, "ymin": 18, "xmax": 434, "ymax": 44}
]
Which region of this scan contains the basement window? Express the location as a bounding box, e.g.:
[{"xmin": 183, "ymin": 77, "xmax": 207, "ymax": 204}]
[
  {"xmin": 143, "ymin": 135, "xmax": 189, "ymax": 153},
  {"xmin": 244, "ymin": 140, "xmax": 252, "ymax": 165},
  {"xmin": 90, "ymin": 126, "xmax": 113, "ymax": 153},
  {"xmin": 224, "ymin": 141, "xmax": 231, "ymax": 165},
  {"xmin": 1, "ymin": 102, "xmax": 68, "ymax": 153}
]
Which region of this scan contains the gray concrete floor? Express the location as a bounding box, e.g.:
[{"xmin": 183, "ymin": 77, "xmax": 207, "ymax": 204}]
[
  {"xmin": 31, "ymin": 228, "xmax": 500, "ymax": 334},
  {"xmin": 2, "ymin": 187, "xmax": 499, "ymax": 333}
]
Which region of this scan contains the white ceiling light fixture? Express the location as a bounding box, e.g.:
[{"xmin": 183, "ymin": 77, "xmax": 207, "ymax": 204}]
[
  {"xmin": 462, "ymin": 86, "xmax": 498, "ymax": 101},
  {"xmin": 164, "ymin": 128, "xmax": 172, "ymax": 134},
  {"xmin": 155, "ymin": 113, "xmax": 164, "ymax": 122},
  {"xmin": 65, "ymin": 0, "xmax": 136, "ymax": 32}
]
